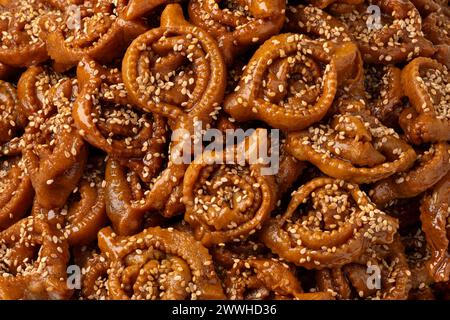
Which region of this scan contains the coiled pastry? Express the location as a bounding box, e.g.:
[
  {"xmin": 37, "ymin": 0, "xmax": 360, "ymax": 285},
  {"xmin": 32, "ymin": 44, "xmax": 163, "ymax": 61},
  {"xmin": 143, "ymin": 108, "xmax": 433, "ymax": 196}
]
[
  {"xmin": 224, "ymin": 33, "xmax": 359, "ymax": 131},
  {"xmin": 285, "ymin": 109, "xmax": 417, "ymax": 184},
  {"xmin": 96, "ymin": 226, "xmax": 225, "ymax": 299},
  {"xmin": 260, "ymin": 177, "xmax": 399, "ymax": 269},
  {"xmin": 399, "ymin": 57, "xmax": 450, "ymax": 144}
]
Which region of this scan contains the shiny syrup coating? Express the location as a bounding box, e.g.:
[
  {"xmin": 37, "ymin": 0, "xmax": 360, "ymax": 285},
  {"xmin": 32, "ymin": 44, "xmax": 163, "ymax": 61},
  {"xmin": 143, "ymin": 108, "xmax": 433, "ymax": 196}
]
[{"xmin": 0, "ymin": 0, "xmax": 449, "ymax": 300}]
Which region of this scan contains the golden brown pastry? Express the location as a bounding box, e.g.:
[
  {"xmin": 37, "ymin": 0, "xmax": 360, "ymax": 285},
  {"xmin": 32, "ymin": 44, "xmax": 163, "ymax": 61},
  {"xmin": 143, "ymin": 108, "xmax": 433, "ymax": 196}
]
[
  {"xmin": 188, "ymin": 0, "xmax": 285, "ymax": 64},
  {"xmin": 316, "ymin": 237, "xmax": 411, "ymax": 299},
  {"xmin": 260, "ymin": 177, "xmax": 399, "ymax": 269},
  {"xmin": 0, "ymin": 0, "xmax": 448, "ymax": 301},
  {"xmin": 399, "ymin": 57, "xmax": 450, "ymax": 144},
  {"xmin": 225, "ymin": 258, "xmax": 333, "ymax": 300},
  {"xmin": 97, "ymin": 226, "xmax": 226, "ymax": 299},
  {"xmin": 122, "ymin": 4, "xmax": 226, "ymax": 130},
  {"xmin": 420, "ymin": 172, "xmax": 450, "ymax": 282},
  {"xmin": 183, "ymin": 129, "xmax": 277, "ymax": 247},
  {"xmin": 224, "ymin": 34, "xmax": 359, "ymax": 131},
  {"xmin": 330, "ymin": 0, "xmax": 436, "ymax": 64},
  {"xmin": 22, "ymin": 73, "xmax": 88, "ymax": 209},
  {"xmin": 0, "ymin": 216, "xmax": 71, "ymax": 299},
  {"xmin": 286, "ymin": 109, "xmax": 417, "ymax": 184},
  {"xmin": 45, "ymin": 0, "xmax": 148, "ymax": 71}
]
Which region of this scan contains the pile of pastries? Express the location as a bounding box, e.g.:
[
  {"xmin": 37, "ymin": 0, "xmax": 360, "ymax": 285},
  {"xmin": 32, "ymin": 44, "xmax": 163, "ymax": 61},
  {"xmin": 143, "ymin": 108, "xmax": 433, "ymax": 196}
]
[{"xmin": 0, "ymin": 0, "xmax": 449, "ymax": 300}]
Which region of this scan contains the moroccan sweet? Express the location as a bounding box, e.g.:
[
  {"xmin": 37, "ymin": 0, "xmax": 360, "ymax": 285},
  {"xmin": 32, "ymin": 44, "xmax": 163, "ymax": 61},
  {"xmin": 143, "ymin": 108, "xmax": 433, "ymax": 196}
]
[
  {"xmin": 183, "ymin": 130, "xmax": 277, "ymax": 247},
  {"xmin": 73, "ymin": 58, "xmax": 168, "ymax": 182},
  {"xmin": 122, "ymin": 4, "xmax": 226, "ymax": 130},
  {"xmin": 285, "ymin": 110, "xmax": 417, "ymax": 183},
  {"xmin": 0, "ymin": 0, "xmax": 449, "ymax": 301},
  {"xmin": 188, "ymin": 0, "xmax": 285, "ymax": 64},
  {"xmin": 223, "ymin": 33, "xmax": 359, "ymax": 131},
  {"xmin": 260, "ymin": 177, "xmax": 399, "ymax": 269},
  {"xmin": 45, "ymin": 0, "xmax": 148, "ymax": 71},
  {"xmin": 0, "ymin": 0, "xmax": 56, "ymax": 67},
  {"xmin": 330, "ymin": 0, "xmax": 436, "ymax": 64},
  {"xmin": 316, "ymin": 237, "xmax": 411, "ymax": 299},
  {"xmin": 0, "ymin": 156, "xmax": 33, "ymax": 230},
  {"xmin": 0, "ymin": 216, "xmax": 71, "ymax": 299},
  {"xmin": 399, "ymin": 57, "xmax": 450, "ymax": 144},
  {"xmin": 224, "ymin": 258, "xmax": 333, "ymax": 300},
  {"xmin": 371, "ymin": 142, "xmax": 450, "ymax": 207},
  {"xmin": 96, "ymin": 226, "xmax": 225, "ymax": 299},
  {"xmin": 22, "ymin": 73, "xmax": 88, "ymax": 209},
  {"xmin": 365, "ymin": 65, "xmax": 404, "ymax": 128},
  {"xmin": 420, "ymin": 172, "xmax": 450, "ymax": 282}
]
